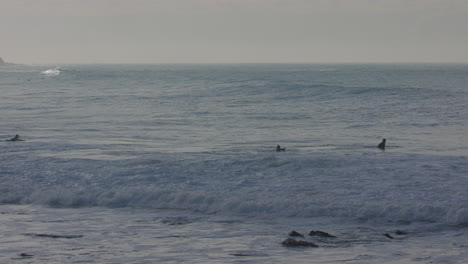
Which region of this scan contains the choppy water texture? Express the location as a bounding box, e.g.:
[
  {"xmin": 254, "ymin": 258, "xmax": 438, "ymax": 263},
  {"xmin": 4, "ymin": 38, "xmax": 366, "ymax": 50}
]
[{"xmin": 1, "ymin": 64, "xmax": 467, "ymax": 263}]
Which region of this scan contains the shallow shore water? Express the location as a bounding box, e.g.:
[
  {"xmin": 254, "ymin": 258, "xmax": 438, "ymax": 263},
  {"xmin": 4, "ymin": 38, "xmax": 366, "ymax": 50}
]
[{"xmin": 1, "ymin": 205, "xmax": 467, "ymax": 264}]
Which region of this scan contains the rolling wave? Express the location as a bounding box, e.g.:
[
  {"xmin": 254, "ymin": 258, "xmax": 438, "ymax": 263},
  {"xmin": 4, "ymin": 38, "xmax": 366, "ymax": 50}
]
[{"xmin": 1, "ymin": 145, "xmax": 467, "ymax": 225}]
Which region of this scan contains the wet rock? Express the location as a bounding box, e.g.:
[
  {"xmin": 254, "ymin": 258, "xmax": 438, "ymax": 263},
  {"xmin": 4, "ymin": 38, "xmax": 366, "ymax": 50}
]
[
  {"xmin": 160, "ymin": 217, "xmax": 192, "ymax": 225},
  {"xmin": 24, "ymin": 233, "xmax": 83, "ymax": 239},
  {"xmin": 383, "ymin": 233, "xmax": 394, "ymax": 239},
  {"xmin": 229, "ymin": 251, "xmax": 269, "ymax": 257},
  {"xmin": 288, "ymin": 230, "xmax": 304, "ymax": 237},
  {"xmin": 309, "ymin": 230, "xmax": 335, "ymax": 238},
  {"xmin": 281, "ymin": 238, "xmax": 318, "ymax": 247},
  {"xmin": 19, "ymin": 253, "xmax": 33, "ymax": 258},
  {"xmin": 395, "ymin": 230, "xmax": 407, "ymax": 235}
]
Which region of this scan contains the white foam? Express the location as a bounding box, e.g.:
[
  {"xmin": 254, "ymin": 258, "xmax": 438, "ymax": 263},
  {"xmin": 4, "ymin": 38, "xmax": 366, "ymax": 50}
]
[
  {"xmin": 2, "ymin": 144, "xmax": 467, "ymax": 226},
  {"xmin": 41, "ymin": 67, "xmax": 60, "ymax": 76}
]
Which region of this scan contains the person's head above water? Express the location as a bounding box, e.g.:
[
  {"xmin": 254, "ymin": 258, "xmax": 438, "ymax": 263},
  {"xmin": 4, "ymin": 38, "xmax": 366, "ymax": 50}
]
[
  {"xmin": 377, "ymin": 138, "xmax": 386, "ymax": 150},
  {"xmin": 276, "ymin": 145, "xmax": 286, "ymax": 151},
  {"xmin": 6, "ymin": 134, "xmax": 22, "ymax": 141}
]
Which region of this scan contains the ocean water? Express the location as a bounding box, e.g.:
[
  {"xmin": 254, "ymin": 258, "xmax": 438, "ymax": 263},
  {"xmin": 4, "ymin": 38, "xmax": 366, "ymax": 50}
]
[{"xmin": 0, "ymin": 63, "xmax": 467, "ymax": 263}]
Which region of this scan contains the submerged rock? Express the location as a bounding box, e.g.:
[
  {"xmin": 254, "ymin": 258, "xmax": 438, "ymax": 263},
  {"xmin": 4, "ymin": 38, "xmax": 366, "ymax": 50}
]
[
  {"xmin": 228, "ymin": 251, "xmax": 269, "ymax": 257},
  {"xmin": 281, "ymin": 238, "xmax": 318, "ymax": 247},
  {"xmin": 24, "ymin": 233, "xmax": 83, "ymax": 239},
  {"xmin": 383, "ymin": 233, "xmax": 394, "ymax": 239},
  {"xmin": 395, "ymin": 230, "xmax": 407, "ymax": 235},
  {"xmin": 288, "ymin": 230, "xmax": 304, "ymax": 237},
  {"xmin": 160, "ymin": 217, "xmax": 192, "ymax": 225},
  {"xmin": 309, "ymin": 230, "xmax": 335, "ymax": 238}
]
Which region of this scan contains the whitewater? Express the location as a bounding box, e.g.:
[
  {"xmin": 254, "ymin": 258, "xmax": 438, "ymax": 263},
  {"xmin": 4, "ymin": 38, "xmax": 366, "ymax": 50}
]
[{"xmin": 0, "ymin": 64, "xmax": 467, "ymax": 263}]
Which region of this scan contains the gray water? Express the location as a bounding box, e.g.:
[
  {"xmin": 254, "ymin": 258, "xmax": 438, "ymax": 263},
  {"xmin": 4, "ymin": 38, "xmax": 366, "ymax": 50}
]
[{"xmin": 1, "ymin": 63, "xmax": 467, "ymax": 263}]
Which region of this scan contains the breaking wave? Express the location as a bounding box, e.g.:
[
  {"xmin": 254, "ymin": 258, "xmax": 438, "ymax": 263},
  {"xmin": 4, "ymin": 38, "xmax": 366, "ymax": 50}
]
[
  {"xmin": 41, "ymin": 67, "xmax": 61, "ymax": 76},
  {"xmin": 1, "ymin": 146, "xmax": 467, "ymax": 226}
]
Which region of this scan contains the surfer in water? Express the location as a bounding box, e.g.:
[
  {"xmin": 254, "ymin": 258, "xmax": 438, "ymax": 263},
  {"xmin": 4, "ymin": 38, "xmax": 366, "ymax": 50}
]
[
  {"xmin": 276, "ymin": 145, "xmax": 286, "ymax": 152},
  {"xmin": 6, "ymin": 134, "xmax": 24, "ymax": 142},
  {"xmin": 377, "ymin": 139, "xmax": 386, "ymax": 150}
]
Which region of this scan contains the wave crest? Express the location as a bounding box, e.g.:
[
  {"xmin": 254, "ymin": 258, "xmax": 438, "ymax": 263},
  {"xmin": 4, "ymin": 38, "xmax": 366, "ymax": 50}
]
[
  {"xmin": 41, "ymin": 67, "xmax": 61, "ymax": 76},
  {"xmin": 1, "ymin": 150, "xmax": 467, "ymax": 226}
]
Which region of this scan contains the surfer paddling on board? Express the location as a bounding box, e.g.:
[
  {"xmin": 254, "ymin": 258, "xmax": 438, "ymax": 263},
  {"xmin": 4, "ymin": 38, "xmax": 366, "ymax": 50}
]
[
  {"xmin": 377, "ymin": 139, "xmax": 386, "ymax": 150},
  {"xmin": 276, "ymin": 145, "xmax": 286, "ymax": 152},
  {"xmin": 6, "ymin": 134, "xmax": 24, "ymax": 142}
]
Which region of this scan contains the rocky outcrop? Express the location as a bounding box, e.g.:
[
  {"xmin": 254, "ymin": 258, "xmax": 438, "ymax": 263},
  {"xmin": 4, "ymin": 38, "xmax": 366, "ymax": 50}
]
[
  {"xmin": 288, "ymin": 230, "xmax": 304, "ymax": 237},
  {"xmin": 309, "ymin": 230, "xmax": 335, "ymax": 238},
  {"xmin": 281, "ymin": 238, "xmax": 318, "ymax": 247},
  {"xmin": 0, "ymin": 57, "xmax": 4, "ymax": 65}
]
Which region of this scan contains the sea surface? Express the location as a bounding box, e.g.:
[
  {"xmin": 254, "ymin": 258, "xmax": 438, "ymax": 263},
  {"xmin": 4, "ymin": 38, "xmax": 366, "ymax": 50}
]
[{"xmin": 1, "ymin": 63, "xmax": 467, "ymax": 263}]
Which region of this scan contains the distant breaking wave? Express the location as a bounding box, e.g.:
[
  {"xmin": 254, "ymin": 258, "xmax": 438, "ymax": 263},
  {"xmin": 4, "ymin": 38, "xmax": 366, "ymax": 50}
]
[{"xmin": 41, "ymin": 67, "xmax": 61, "ymax": 76}]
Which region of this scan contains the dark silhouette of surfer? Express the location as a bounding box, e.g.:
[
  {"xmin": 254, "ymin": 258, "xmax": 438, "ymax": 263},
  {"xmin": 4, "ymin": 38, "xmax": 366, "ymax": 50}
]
[
  {"xmin": 6, "ymin": 134, "xmax": 24, "ymax": 142},
  {"xmin": 276, "ymin": 145, "xmax": 286, "ymax": 152},
  {"xmin": 377, "ymin": 139, "xmax": 386, "ymax": 150}
]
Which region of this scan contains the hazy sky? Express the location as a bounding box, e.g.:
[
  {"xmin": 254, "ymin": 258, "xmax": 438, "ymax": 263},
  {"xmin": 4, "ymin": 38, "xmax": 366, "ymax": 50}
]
[{"xmin": 1, "ymin": 0, "xmax": 468, "ymax": 64}]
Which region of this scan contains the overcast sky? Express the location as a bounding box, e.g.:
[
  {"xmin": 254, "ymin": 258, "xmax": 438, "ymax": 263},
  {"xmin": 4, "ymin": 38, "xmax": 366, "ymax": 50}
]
[{"xmin": 1, "ymin": 0, "xmax": 468, "ymax": 64}]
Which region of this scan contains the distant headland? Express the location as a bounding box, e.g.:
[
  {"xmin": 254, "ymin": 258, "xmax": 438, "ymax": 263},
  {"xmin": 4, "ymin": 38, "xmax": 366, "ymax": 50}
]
[{"xmin": 0, "ymin": 57, "xmax": 15, "ymax": 65}]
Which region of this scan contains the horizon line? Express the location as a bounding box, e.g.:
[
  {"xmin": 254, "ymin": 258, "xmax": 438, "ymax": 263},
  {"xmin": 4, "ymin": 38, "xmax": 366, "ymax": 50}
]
[{"xmin": 9, "ymin": 61, "xmax": 468, "ymax": 66}]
